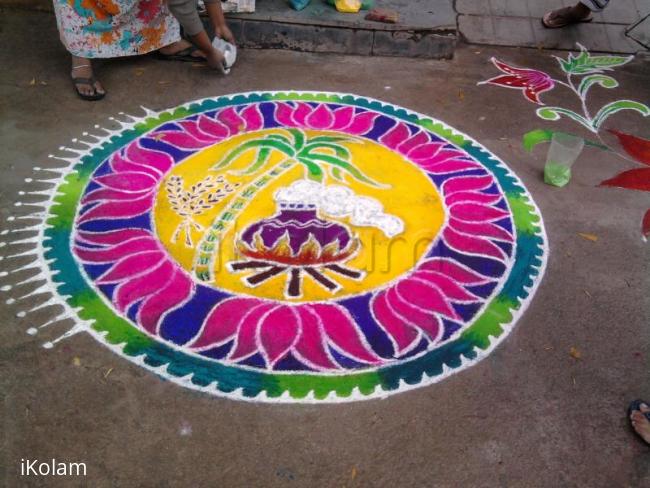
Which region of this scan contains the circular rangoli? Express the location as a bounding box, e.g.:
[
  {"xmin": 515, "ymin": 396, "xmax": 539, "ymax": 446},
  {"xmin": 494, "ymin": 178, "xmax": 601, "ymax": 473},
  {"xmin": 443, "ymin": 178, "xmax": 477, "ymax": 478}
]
[{"xmin": 25, "ymin": 92, "xmax": 547, "ymax": 402}]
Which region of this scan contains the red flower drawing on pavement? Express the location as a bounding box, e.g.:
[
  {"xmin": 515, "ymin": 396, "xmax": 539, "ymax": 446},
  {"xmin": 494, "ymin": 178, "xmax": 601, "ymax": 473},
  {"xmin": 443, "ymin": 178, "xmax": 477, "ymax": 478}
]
[{"xmin": 479, "ymin": 58, "xmax": 555, "ymax": 105}]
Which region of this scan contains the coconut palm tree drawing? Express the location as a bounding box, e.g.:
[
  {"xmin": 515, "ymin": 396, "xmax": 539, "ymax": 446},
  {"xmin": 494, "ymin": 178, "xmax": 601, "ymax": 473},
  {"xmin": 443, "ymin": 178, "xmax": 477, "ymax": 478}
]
[{"xmin": 193, "ymin": 128, "xmax": 386, "ymax": 282}]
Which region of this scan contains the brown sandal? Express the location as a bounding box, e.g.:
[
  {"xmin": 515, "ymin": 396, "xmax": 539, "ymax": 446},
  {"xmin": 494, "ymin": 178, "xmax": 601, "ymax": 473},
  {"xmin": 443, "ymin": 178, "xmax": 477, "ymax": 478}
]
[{"xmin": 542, "ymin": 6, "xmax": 593, "ymax": 29}]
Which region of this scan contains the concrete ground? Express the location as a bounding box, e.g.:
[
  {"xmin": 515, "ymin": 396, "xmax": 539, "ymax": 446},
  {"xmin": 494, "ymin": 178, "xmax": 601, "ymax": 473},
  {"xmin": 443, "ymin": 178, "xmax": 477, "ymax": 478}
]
[
  {"xmin": 457, "ymin": 0, "xmax": 649, "ymax": 53},
  {"xmin": 1, "ymin": 9, "xmax": 649, "ymax": 488}
]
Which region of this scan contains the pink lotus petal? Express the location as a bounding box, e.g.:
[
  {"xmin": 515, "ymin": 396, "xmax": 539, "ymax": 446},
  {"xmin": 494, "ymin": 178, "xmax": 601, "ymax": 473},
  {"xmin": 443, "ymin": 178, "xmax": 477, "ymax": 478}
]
[
  {"xmin": 240, "ymin": 104, "xmax": 264, "ymax": 131},
  {"xmin": 76, "ymin": 228, "xmax": 151, "ymax": 245},
  {"xmin": 138, "ymin": 269, "xmax": 193, "ymax": 334},
  {"xmin": 331, "ymin": 106, "xmax": 354, "ymax": 130},
  {"xmin": 412, "ymin": 270, "xmax": 478, "ymax": 301},
  {"xmin": 443, "ymin": 175, "xmax": 494, "ymax": 195},
  {"xmin": 96, "ymin": 251, "xmax": 165, "ymax": 284},
  {"xmin": 114, "ymin": 261, "xmax": 174, "ymax": 312},
  {"xmin": 379, "ymin": 122, "xmax": 411, "ymax": 150},
  {"xmin": 217, "ymin": 106, "xmax": 246, "ymax": 135},
  {"xmin": 77, "ymin": 193, "xmax": 155, "ymax": 223},
  {"xmin": 125, "ymin": 143, "xmax": 173, "ymax": 175},
  {"xmin": 395, "ymin": 280, "xmax": 458, "ymax": 322},
  {"xmin": 395, "ymin": 279, "xmax": 458, "ymax": 322},
  {"xmin": 94, "ymin": 172, "xmax": 157, "ymax": 192},
  {"xmin": 81, "ymin": 188, "xmax": 151, "ymax": 205},
  {"xmin": 74, "ymin": 236, "xmax": 159, "ymax": 263},
  {"xmin": 309, "ymin": 303, "xmax": 380, "ymax": 364},
  {"xmin": 450, "ymin": 218, "xmax": 513, "ymax": 242},
  {"xmin": 397, "ymin": 130, "xmax": 430, "ymax": 155},
  {"xmin": 443, "ymin": 227, "xmax": 506, "ymax": 260},
  {"xmin": 305, "ymin": 104, "xmax": 334, "ymax": 130},
  {"xmin": 274, "ymin": 102, "xmax": 297, "ymax": 128},
  {"xmin": 198, "ymin": 114, "xmax": 229, "ymax": 139},
  {"xmin": 178, "ymin": 120, "xmax": 217, "ymax": 143},
  {"xmin": 422, "ymin": 159, "xmax": 481, "ymax": 174},
  {"xmin": 450, "ymin": 203, "xmax": 509, "ymax": 222},
  {"xmin": 294, "ymin": 307, "xmax": 338, "ymax": 370},
  {"xmin": 407, "ymin": 142, "xmax": 446, "ymax": 161},
  {"xmin": 345, "ymin": 112, "xmax": 379, "ymax": 135},
  {"xmin": 371, "ymin": 292, "xmax": 420, "ymax": 355},
  {"xmin": 388, "ymin": 287, "xmax": 443, "ymax": 341},
  {"xmin": 110, "ymin": 152, "xmax": 161, "ymax": 179},
  {"xmin": 419, "ymin": 258, "xmax": 490, "ymax": 284},
  {"xmin": 292, "ymin": 102, "xmax": 312, "ymax": 127},
  {"xmin": 228, "ymin": 304, "xmax": 278, "ymax": 361},
  {"xmin": 385, "ymin": 286, "xmax": 422, "ymax": 337},
  {"xmin": 259, "ymin": 306, "xmax": 301, "ymax": 366},
  {"xmin": 418, "ymin": 149, "xmax": 467, "ymax": 165},
  {"xmin": 445, "ymin": 191, "xmax": 502, "ymax": 207},
  {"xmin": 156, "ymin": 131, "xmax": 210, "ymax": 149},
  {"xmin": 190, "ymin": 298, "xmax": 266, "ymax": 350}
]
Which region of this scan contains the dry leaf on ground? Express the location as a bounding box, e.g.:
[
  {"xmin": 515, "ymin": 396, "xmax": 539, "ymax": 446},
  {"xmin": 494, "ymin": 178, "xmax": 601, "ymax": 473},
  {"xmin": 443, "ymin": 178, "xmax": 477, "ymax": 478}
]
[
  {"xmin": 569, "ymin": 347, "xmax": 582, "ymax": 360},
  {"xmin": 578, "ymin": 232, "xmax": 598, "ymax": 242}
]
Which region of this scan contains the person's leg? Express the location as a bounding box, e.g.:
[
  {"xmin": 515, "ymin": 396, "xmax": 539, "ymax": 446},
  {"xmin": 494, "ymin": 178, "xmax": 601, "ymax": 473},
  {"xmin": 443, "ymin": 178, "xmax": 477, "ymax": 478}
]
[
  {"xmin": 166, "ymin": 0, "xmax": 223, "ymax": 68},
  {"xmin": 581, "ymin": 0, "xmax": 610, "ymax": 12},
  {"xmin": 71, "ymin": 55, "xmax": 105, "ymax": 100},
  {"xmin": 205, "ymin": 0, "xmax": 235, "ymax": 44}
]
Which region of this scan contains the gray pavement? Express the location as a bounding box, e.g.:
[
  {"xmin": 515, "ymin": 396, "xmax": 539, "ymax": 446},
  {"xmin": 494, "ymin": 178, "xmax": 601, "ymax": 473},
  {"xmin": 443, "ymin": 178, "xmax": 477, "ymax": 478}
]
[
  {"xmin": 457, "ymin": 0, "xmax": 649, "ymax": 53},
  {"xmin": 1, "ymin": 9, "xmax": 650, "ymax": 488}
]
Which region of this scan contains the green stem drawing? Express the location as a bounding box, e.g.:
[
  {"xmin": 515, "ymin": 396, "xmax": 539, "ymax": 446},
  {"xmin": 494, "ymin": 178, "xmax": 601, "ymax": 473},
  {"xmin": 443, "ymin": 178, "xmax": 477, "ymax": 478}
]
[{"xmin": 518, "ymin": 45, "xmax": 650, "ymax": 163}]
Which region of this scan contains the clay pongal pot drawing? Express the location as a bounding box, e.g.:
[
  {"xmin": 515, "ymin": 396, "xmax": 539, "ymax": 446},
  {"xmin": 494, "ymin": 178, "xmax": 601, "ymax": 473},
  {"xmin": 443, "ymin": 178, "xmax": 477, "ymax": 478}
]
[{"xmin": 231, "ymin": 202, "xmax": 362, "ymax": 298}]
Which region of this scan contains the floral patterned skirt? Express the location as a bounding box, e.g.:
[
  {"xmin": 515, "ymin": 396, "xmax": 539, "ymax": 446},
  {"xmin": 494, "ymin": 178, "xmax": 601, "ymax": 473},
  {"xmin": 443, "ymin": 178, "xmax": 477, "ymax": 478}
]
[{"xmin": 53, "ymin": 0, "xmax": 181, "ymax": 58}]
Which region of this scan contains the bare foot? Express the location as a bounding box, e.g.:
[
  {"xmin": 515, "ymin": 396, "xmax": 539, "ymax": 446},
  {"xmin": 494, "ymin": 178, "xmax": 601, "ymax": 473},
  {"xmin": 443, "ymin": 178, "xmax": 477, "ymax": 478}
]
[
  {"xmin": 159, "ymin": 39, "xmax": 205, "ymax": 59},
  {"xmin": 71, "ymin": 55, "xmax": 105, "ymax": 100},
  {"xmin": 630, "ymin": 402, "xmax": 650, "ymax": 445}
]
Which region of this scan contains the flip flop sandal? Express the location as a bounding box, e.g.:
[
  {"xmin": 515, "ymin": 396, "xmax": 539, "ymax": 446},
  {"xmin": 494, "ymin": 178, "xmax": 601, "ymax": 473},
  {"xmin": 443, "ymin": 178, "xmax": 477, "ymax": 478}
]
[
  {"xmin": 72, "ymin": 76, "xmax": 105, "ymax": 102},
  {"xmin": 542, "ymin": 6, "xmax": 593, "ymax": 29},
  {"xmin": 153, "ymin": 46, "xmax": 205, "ymax": 63},
  {"xmin": 628, "ymin": 400, "xmax": 650, "ymax": 420}
]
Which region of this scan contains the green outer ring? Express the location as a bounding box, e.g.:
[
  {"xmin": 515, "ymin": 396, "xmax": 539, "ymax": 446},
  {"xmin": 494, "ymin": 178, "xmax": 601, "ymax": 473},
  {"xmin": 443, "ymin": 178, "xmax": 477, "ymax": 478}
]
[{"xmin": 43, "ymin": 92, "xmax": 546, "ymax": 402}]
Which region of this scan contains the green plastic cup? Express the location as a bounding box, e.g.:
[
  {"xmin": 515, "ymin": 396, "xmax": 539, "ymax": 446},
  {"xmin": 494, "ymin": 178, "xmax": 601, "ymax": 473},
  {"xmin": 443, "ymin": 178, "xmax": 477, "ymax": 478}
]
[{"xmin": 544, "ymin": 133, "xmax": 584, "ymax": 187}]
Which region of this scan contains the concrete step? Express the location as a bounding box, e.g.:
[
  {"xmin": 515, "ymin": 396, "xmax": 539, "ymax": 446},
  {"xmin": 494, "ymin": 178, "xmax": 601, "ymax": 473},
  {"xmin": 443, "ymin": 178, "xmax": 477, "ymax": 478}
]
[
  {"xmin": 1, "ymin": 0, "xmax": 458, "ymax": 59},
  {"xmin": 210, "ymin": 0, "xmax": 458, "ymax": 59}
]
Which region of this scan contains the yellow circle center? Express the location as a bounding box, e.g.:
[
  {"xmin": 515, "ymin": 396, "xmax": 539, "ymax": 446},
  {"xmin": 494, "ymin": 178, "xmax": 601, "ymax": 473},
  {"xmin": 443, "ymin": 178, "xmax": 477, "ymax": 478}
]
[{"xmin": 154, "ymin": 129, "xmax": 445, "ymax": 302}]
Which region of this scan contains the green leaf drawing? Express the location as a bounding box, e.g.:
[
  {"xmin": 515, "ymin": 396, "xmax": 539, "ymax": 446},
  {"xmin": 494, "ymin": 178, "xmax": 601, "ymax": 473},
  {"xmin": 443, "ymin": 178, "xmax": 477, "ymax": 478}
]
[
  {"xmin": 330, "ymin": 166, "xmax": 344, "ymax": 181},
  {"xmin": 234, "ymin": 147, "xmax": 272, "ymax": 175},
  {"xmin": 212, "ymin": 138, "xmax": 296, "ymax": 170},
  {"xmin": 299, "ymin": 157, "xmax": 324, "ymax": 182},
  {"xmin": 592, "ymin": 100, "xmax": 650, "ymax": 130},
  {"xmin": 536, "ymin": 107, "xmax": 595, "ymax": 132},
  {"xmin": 557, "ymin": 44, "xmax": 633, "ymax": 75},
  {"xmin": 577, "ymin": 74, "xmax": 619, "ymax": 98},
  {"xmin": 522, "ymin": 129, "xmax": 608, "ymax": 153},
  {"xmin": 523, "ymin": 129, "xmax": 553, "ymax": 152},
  {"xmin": 302, "ymin": 142, "xmax": 351, "ymax": 159},
  {"xmin": 265, "ymin": 134, "xmax": 292, "ymax": 145},
  {"xmin": 287, "ymin": 128, "xmax": 305, "ymax": 150},
  {"xmin": 308, "ymin": 135, "xmax": 358, "ymax": 144},
  {"xmin": 306, "ymin": 152, "xmax": 387, "ymax": 188}
]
